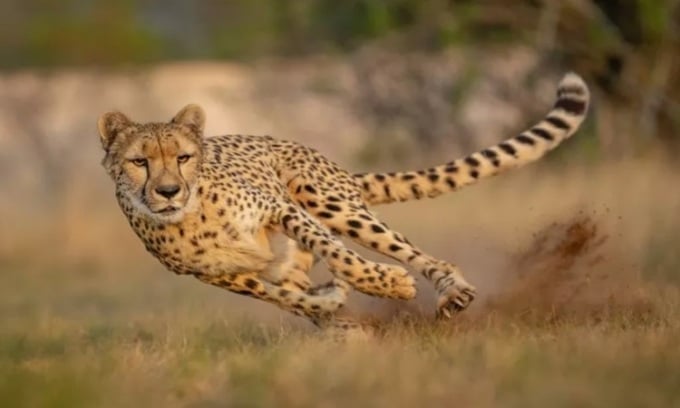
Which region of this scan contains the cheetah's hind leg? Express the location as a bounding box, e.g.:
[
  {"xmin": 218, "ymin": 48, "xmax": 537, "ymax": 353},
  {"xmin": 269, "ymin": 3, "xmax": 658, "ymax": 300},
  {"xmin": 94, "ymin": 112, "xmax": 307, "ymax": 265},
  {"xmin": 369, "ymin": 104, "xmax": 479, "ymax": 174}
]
[{"xmin": 272, "ymin": 202, "xmax": 416, "ymax": 300}]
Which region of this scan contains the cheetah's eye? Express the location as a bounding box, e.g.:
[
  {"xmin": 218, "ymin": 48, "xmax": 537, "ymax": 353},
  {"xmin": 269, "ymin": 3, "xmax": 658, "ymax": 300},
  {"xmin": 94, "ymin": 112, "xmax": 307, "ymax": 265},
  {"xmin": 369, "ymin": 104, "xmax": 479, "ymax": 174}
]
[
  {"xmin": 130, "ymin": 158, "xmax": 147, "ymax": 167},
  {"xmin": 177, "ymin": 154, "xmax": 192, "ymax": 164}
]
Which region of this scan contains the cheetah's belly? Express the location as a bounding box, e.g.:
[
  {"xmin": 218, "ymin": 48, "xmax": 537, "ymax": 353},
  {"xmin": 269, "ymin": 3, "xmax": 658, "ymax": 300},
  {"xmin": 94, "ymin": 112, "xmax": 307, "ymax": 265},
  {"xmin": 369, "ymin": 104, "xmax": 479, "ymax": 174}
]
[{"xmin": 141, "ymin": 222, "xmax": 275, "ymax": 277}]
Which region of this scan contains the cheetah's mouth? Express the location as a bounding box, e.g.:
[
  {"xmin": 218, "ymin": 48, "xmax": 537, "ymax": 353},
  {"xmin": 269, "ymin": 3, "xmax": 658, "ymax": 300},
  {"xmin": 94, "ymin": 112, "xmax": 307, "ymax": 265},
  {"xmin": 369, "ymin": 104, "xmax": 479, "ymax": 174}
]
[{"xmin": 156, "ymin": 206, "xmax": 180, "ymax": 214}]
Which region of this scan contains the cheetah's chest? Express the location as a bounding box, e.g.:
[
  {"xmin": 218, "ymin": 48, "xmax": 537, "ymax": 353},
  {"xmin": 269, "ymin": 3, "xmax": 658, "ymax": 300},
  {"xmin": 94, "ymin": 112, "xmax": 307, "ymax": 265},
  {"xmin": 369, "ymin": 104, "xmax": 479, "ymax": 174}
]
[{"xmin": 129, "ymin": 211, "xmax": 274, "ymax": 277}]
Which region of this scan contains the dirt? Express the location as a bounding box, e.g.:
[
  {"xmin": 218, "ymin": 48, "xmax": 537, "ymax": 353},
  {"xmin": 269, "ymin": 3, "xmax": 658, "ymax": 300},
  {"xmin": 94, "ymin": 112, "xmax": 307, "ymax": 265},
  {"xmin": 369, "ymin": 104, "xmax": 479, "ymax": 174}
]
[
  {"xmin": 358, "ymin": 211, "xmax": 658, "ymax": 327},
  {"xmin": 484, "ymin": 213, "xmax": 656, "ymax": 322}
]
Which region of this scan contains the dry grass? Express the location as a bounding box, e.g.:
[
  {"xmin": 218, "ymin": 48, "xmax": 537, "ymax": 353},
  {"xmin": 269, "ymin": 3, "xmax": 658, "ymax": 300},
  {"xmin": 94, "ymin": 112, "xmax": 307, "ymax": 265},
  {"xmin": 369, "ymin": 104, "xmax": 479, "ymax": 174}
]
[{"xmin": 1, "ymin": 158, "xmax": 680, "ymax": 407}]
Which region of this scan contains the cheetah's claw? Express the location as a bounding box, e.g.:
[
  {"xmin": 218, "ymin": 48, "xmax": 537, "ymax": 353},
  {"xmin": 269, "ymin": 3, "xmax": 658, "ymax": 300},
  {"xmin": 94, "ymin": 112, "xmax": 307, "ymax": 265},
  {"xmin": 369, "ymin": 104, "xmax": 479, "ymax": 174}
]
[{"xmin": 435, "ymin": 283, "xmax": 477, "ymax": 319}]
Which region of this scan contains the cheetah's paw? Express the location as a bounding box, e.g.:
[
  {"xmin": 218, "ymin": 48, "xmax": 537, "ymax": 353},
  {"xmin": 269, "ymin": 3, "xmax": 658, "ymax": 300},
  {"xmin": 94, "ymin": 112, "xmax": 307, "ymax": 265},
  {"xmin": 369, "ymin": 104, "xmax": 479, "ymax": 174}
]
[
  {"xmin": 435, "ymin": 279, "xmax": 477, "ymax": 319},
  {"xmin": 354, "ymin": 264, "xmax": 417, "ymax": 300}
]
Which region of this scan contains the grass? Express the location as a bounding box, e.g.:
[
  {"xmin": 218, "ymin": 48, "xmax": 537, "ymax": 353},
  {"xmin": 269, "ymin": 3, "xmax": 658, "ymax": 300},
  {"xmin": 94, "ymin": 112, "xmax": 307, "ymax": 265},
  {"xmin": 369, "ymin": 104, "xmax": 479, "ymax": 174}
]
[
  {"xmin": 2, "ymin": 309, "xmax": 679, "ymax": 407},
  {"xmin": 1, "ymin": 158, "xmax": 679, "ymax": 407}
]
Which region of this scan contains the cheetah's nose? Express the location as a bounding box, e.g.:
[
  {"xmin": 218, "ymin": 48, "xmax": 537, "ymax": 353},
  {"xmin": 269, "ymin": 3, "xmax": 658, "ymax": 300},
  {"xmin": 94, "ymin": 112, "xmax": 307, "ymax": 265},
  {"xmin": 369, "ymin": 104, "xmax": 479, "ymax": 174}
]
[{"xmin": 155, "ymin": 184, "xmax": 181, "ymax": 199}]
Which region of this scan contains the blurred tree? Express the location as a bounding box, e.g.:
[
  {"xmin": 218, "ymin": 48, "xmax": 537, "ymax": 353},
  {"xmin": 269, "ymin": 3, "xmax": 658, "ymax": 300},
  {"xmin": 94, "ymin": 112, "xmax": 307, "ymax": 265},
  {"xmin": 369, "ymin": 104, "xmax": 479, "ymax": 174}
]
[
  {"xmin": 0, "ymin": 0, "xmax": 678, "ymax": 155},
  {"xmin": 1, "ymin": 0, "xmax": 161, "ymax": 67}
]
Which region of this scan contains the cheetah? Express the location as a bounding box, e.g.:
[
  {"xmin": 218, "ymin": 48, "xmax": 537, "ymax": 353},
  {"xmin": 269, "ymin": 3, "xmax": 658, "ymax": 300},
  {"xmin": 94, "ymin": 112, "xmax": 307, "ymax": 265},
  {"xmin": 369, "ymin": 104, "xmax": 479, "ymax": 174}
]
[{"xmin": 97, "ymin": 73, "xmax": 589, "ymax": 329}]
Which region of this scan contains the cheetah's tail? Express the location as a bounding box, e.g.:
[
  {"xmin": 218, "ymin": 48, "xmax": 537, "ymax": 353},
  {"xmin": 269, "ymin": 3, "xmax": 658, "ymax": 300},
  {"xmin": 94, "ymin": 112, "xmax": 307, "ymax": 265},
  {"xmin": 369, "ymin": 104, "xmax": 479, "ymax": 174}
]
[{"xmin": 354, "ymin": 72, "xmax": 590, "ymax": 206}]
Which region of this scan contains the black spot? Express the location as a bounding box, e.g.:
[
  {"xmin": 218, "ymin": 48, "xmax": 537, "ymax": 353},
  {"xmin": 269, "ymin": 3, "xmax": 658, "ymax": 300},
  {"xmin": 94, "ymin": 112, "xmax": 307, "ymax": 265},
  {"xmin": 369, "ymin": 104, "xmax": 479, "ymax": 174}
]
[
  {"xmin": 327, "ymin": 196, "xmax": 341, "ymax": 202},
  {"xmin": 374, "ymin": 174, "xmax": 386, "ymax": 181},
  {"xmin": 388, "ymin": 244, "xmax": 402, "ymax": 252},
  {"xmin": 281, "ymin": 214, "xmax": 293, "ymax": 226},
  {"xmin": 383, "ymin": 184, "xmax": 391, "ymax": 198},
  {"xmin": 200, "ymin": 214, "xmax": 207, "ymax": 223},
  {"xmin": 469, "ymin": 170, "xmax": 479, "ymax": 179},
  {"xmin": 410, "ymin": 184, "xmax": 422, "ymax": 198},
  {"xmin": 347, "ymin": 220, "xmax": 362, "ymax": 228},
  {"xmin": 347, "ymin": 229, "xmax": 359, "ymax": 238},
  {"xmin": 445, "ymin": 177, "xmax": 457, "ymax": 188},
  {"xmin": 530, "ymin": 127, "xmax": 554, "ymax": 141},
  {"xmin": 481, "ymin": 149, "xmax": 497, "ymax": 159},
  {"xmin": 318, "ymin": 212, "xmax": 333, "ymax": 219},
  {"xmin": 244, "ymin": 278, "xmax": 258, "ymax": 290},
  {"xmin": 211, "ymin": 193, "xmax": 218, "ymax": 203},
  {"xmin": 306, "ymin": 200, "xmax": 319, "ymax": 208},
  {"xmin": 197, "ymin": 186, "xmax": 204, "ymax": 196},
  {"xmin": 402, "ymin": 173, "xmax": 416, "ymax": 181},
  {"xmin": 554, "ymin": 97, "xmax": 586, "ymax": 115},
  {"xmin": 515, "ymin": 134, "xmax": 535, "ymax": 145},
  {"xmin": 325, "ymin": 203, "xmax": 342, "ymax": 212},
  {"xmin": 465, "ymin": 156, "xmax": 480, "ymax": 167},
  {"xmin": 445, "ymin": 164, "xmax": 459, "ymax": 173},
  {"xmin": 344, "ymin": 257, "xmax": 353, "ymax": 265},
  {"xmin": 546, "ymin": 115, "xmax": 571, "ymax": 131},
  {"xmin": 428, "ymin": 173, "xmax": 439, "ymax": 182},
  {"xmin": 304, "ymin": 185, "xmax": 317, "ymax": 194},
  {"xmin": 499, "ymin": 142, "xmax": 517, "ymax": 156},
  {"xmin": 371, "ymin": 224, "xmax": 386, "ymax": 233}
]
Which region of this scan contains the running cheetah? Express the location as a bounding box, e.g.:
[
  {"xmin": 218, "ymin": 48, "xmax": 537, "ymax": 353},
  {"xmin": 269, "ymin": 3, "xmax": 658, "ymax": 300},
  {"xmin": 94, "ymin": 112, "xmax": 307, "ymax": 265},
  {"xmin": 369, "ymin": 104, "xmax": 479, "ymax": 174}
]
[{"xmin": 97, "ymin": 73, "xmax": 589, "ymax": 329}]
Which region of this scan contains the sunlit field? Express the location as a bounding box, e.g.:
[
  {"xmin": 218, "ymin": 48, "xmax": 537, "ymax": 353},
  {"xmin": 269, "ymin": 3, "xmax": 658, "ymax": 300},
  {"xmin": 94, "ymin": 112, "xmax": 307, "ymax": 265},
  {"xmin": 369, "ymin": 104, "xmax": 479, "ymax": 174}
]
[{"xmin": 1, "ymin": 156, "xmax": 679, "ymax": 407}]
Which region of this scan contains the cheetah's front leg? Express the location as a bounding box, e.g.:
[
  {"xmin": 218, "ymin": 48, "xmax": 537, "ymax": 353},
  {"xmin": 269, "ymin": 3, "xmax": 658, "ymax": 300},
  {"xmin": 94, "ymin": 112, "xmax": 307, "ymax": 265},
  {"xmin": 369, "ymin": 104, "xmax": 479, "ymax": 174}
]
[{"xmin": 195, "ymin": 272, "xmax": 349, "ymax": 320}]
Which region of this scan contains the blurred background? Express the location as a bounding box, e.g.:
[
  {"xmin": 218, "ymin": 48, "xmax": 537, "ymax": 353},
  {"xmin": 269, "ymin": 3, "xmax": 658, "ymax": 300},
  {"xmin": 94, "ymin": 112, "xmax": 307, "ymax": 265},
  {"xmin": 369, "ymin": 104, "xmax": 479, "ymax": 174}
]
[{"xmin": 1, "ymin": 1, "xmax": 680, "ymax": 406}]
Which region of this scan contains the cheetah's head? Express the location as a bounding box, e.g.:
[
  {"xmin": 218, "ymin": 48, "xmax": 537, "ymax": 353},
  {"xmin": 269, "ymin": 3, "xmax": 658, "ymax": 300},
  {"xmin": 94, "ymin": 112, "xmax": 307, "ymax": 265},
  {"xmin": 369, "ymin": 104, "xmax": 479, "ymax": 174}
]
[{"xmin": 97, "ymin": 104, "xmax": 205, "ymax": 223}]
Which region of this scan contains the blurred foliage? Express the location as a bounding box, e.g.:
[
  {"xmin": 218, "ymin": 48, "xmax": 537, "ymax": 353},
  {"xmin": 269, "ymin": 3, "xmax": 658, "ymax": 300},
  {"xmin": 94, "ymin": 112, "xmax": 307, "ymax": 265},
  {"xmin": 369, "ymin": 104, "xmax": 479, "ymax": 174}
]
[
  {"xmin": 0, "ymin": 0, "xmax": 489, "ymax": 66},
  {"xmin": 1, "ymin": 0, "xmax": 676, "ymax": 68},
  {"xmin": 1, "ymin": 0, "xmax": 678, "ymax": 155}
]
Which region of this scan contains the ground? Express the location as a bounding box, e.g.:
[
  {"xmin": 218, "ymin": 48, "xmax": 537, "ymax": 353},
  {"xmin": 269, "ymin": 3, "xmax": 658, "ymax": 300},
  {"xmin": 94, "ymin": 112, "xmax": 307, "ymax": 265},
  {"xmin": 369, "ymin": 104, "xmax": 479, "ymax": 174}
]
[{"xmin": 1, "ymin": 160, "xmax": 679, "ymax": 408}]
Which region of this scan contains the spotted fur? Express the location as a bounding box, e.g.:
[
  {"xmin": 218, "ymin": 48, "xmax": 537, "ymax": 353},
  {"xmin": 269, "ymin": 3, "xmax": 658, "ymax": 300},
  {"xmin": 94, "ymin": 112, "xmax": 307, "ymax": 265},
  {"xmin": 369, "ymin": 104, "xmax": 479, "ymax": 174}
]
[
  {"xmin": 356, "ymin": 73, "xmax": 590, "ymax": 205},
  {"xmin": 98, "ymin": 73, "xmax": 590, "ymax": 329}
]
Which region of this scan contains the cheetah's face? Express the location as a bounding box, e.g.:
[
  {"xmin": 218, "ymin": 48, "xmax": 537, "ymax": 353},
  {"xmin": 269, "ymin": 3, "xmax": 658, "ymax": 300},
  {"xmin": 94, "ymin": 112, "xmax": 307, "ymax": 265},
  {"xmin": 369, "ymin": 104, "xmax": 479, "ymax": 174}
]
[{"xmin": 97, "ymin": 104, "xmax": 205, "ymax": 223}]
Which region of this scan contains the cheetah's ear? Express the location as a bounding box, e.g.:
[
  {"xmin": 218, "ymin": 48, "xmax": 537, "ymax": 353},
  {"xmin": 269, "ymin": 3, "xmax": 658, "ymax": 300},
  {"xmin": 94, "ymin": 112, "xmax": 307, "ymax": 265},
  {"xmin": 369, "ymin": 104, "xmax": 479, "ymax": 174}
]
[
  {"xmin": 171, "ymin": 104, "xmax": 205, "ymax": 134},
  {"xmin": 97, "ymin": 111, "xmax": 132, "ymax": 151}
]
